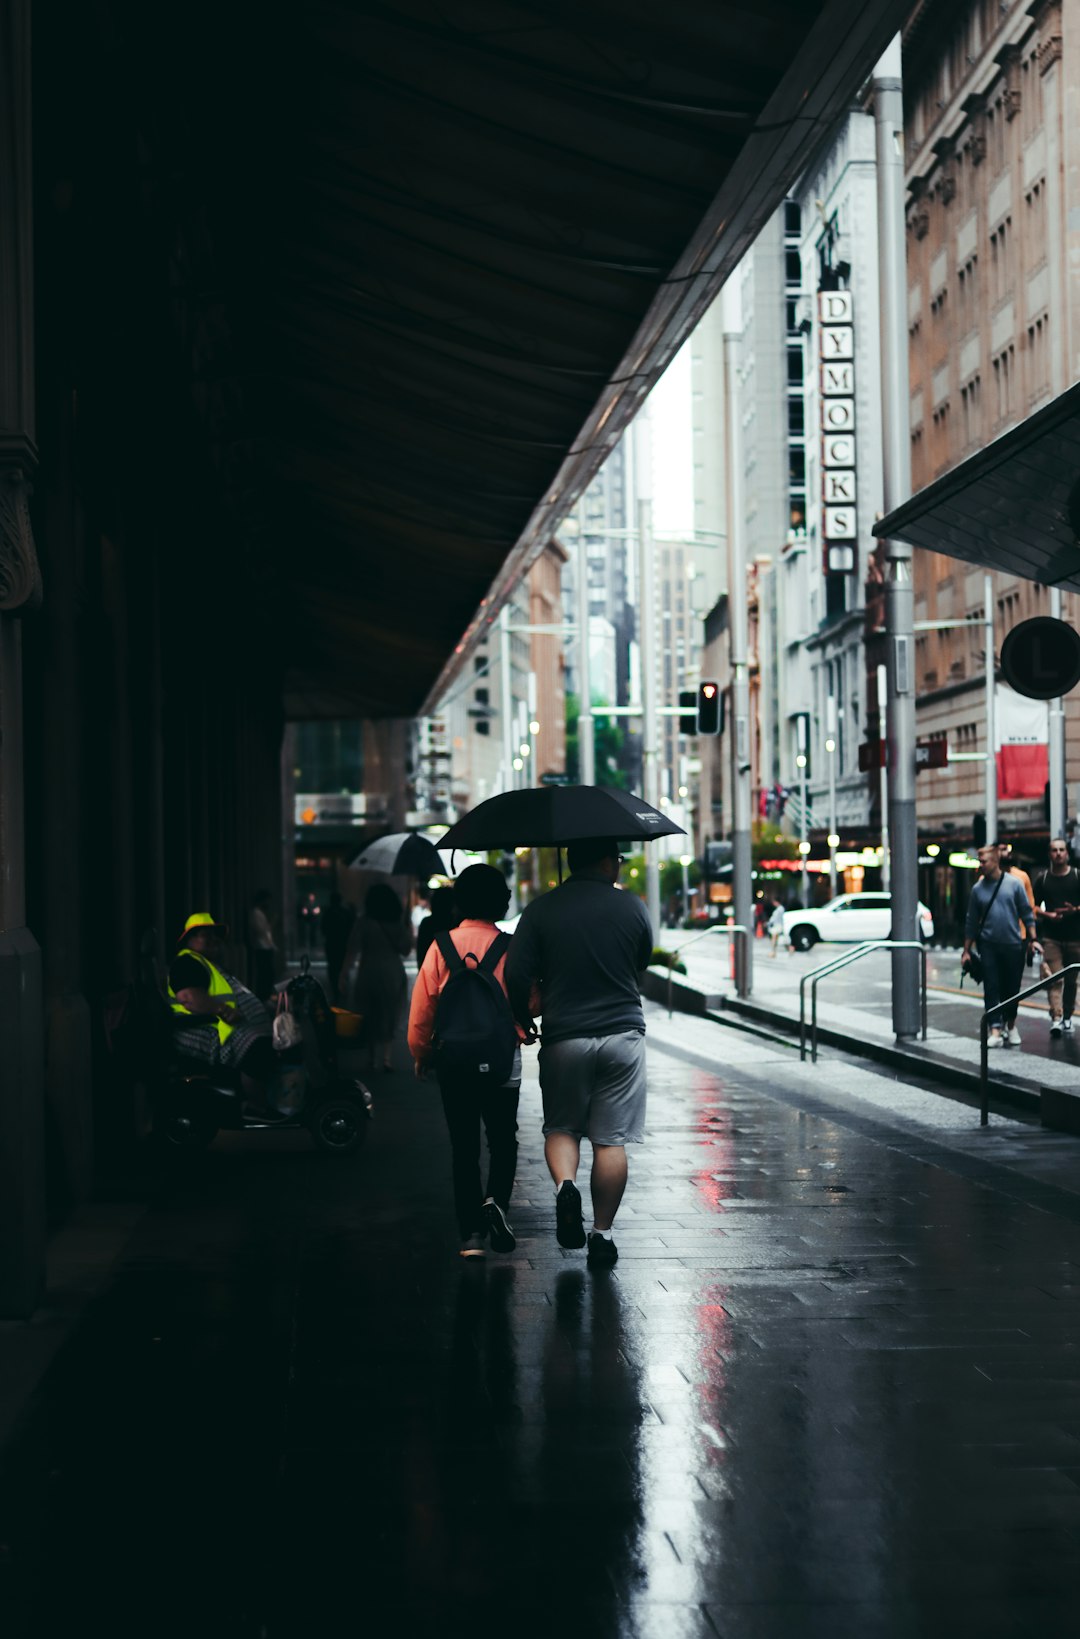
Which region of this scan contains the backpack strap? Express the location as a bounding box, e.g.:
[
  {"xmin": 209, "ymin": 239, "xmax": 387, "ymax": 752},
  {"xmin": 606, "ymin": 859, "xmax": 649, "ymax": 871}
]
[
  {"xmin": 478, "ymin": 931, "xmax": 510, "ymax": 976},
  {"xmin": 436, "ymin": 931, "xmax": 465, "ymax": 973}
]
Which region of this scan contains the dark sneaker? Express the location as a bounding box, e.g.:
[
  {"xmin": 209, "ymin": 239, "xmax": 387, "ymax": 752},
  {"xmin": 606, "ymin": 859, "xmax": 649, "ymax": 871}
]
[
  {"xmin": 555, "ymin": 1180, "xmax": 586, "ymax": 1249},
  {"xmin": 483, "ymin": 1199, "xmax": 516, "ymax": 1254},
  {"xmin": 587, "ymin": 1232, "xmax": 618, "ymax": 1269},
  {"xmin": 459, "ymin": 1234, "xmax": 486, "ymax": 1259}
]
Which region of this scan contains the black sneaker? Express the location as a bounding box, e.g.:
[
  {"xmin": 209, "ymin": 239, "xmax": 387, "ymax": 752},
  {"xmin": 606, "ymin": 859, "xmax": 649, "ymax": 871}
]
[
  {"xmin": 587, "ymin": 1232, "xmax": 618, "ymax": 1269},
  {"xmin": 555, "ymin": 1180, "xmax": 586, "ymax": 1249},
  {"xmin": 483, "ymin": 1199, "xmax": 516, "ymax": 1254}
]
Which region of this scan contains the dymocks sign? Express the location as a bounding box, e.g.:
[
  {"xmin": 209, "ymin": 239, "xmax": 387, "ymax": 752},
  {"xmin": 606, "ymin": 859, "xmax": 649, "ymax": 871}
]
[{"xmin": 819, "ymin": 290, "xmax": 856, "ymax": 575}]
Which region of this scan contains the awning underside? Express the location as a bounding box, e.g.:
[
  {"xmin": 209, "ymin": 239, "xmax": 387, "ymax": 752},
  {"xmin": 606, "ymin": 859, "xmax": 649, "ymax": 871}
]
[{"xmin": 874, "ymin": 382, "xmax": 1080, "ymax": 588}]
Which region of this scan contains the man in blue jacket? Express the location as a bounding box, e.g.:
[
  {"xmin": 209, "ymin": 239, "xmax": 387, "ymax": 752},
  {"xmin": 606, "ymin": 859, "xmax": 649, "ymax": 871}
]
[
  {"xmin": 505, "ymin": 836, "xmax": 653, "ymax": 1268},
  {"xmin": 962, "ymin": 844, "xmax": 1041, "ymax": 1049}
]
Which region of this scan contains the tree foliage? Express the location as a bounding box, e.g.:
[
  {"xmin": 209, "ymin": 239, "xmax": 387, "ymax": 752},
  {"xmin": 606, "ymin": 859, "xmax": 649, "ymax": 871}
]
[{"xmin": 565, "ymin": 693, "xmax": 629, "ymax": 789}]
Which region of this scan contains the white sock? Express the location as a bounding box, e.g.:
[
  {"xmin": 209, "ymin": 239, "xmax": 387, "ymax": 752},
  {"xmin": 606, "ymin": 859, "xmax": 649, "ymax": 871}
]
[{"xmin": 591, "ymin": 1226, "xmax": 613, "ymax": 1240}]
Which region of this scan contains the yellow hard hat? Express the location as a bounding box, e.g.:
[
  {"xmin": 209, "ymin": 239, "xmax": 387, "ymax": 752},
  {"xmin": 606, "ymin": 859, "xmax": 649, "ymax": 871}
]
[{"xmin": 177, "ymin": 911, "xmax": 229, "ymax": 944}]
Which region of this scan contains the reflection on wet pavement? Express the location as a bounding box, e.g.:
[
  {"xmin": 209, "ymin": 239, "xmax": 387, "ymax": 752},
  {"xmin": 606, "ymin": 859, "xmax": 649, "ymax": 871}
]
[{"xmin": 4, "ymin": 1036, "xmax": 1080, "ymax": 1637}]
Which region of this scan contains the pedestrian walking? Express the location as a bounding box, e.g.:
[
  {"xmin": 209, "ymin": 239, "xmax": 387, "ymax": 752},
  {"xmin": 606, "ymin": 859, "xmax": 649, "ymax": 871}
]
[
  {"xmin": 767, "ymin": 898, "xmax": 786, "ymax": 957},
  {"xmin": 247, "ymin": 890, "xmax": 278, "ymax": 1001},
  {"xmin": 415, "ymin": 885, "xmax": 459, "ymax": 970},
  {"xmin": 339, "ymin": 883, "xmax": 411, "ymax": 1071},
  {"xmin": 408, "ymin": 865, "xmax": 532, "ymax": 1259},
  {"xmin": 962, "ymin": 844, "xmax": 1041, "ymax": 1049},
  {"xmin": 505, "ymin": 835, "xmax": 653, "ymax": 1269},
  {"xmin": 1034, "ymin": 837, "xmax": 1080, "ymax": 1037},
  {"xmin": 321, "ymin": 890, "xmax": 355, "ymax": 1004},
  {"xmin": 997, "ymin": 840, "xmax": 1036, "ymax": 924}
]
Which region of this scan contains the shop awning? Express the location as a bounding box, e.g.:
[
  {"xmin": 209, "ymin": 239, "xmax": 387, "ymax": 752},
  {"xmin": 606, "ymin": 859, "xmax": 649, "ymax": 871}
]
[{"xmin": 873, "ymin": 382, "xmax": 1080, "ymax": 588}]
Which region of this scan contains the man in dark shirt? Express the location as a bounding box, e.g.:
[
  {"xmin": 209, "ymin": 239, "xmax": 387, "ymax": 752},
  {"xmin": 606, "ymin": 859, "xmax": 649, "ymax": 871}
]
[
  {"xmin": 1035, "ymin": 838, "xmax": 1080, "ymax": 1036},
  {"xmin": 505, "ymin": 836, "xmax": 653, "ymax": 1269}
]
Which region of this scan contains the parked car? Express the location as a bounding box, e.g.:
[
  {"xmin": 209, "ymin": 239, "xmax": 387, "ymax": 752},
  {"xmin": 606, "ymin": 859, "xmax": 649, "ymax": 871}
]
[{"xmin": 781, "ymin": 892, "xmax": 934, "ymax": 953}]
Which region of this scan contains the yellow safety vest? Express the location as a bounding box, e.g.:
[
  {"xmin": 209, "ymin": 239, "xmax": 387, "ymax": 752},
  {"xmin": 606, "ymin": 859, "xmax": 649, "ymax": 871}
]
[{"xmin": 168, "ymin": 948, "xmax": 236, "ymax": 1046}]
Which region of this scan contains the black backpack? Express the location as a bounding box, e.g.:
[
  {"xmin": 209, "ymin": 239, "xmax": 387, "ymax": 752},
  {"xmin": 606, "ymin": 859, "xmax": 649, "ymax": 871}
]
[{"xmin": 433, "ymin": 931, "xmax": 518, "ymax": 1084}]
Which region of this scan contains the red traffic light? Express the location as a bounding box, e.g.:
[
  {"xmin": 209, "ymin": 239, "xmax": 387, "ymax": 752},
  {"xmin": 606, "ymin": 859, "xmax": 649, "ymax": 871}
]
[{"xmin": 696, "ymin": 680, "xmax": 722, "ymax": 736}]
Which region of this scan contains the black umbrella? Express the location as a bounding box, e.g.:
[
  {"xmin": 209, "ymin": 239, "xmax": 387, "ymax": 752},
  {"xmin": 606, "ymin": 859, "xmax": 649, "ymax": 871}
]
[
  {"xmin": 348, "ymin": 831, "xmax": 446, "ymax": 876},
  {"xmin": 439, "ymin": 785, "xmax": 685, "ymax": 850}
]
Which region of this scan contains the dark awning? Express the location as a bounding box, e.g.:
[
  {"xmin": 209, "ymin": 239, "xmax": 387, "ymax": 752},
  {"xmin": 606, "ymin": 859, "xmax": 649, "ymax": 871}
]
[
  {"xmin": 100, "ymin": 0, "xmax": 911, "ymax": 718},
  {"xmin": 873, "ymin": 382, "xmax": 1080, "ymax": 588}
]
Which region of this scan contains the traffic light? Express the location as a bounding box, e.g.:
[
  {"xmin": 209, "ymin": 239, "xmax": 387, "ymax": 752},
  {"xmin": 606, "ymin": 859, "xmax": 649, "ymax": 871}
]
[
  {"xmin": 697, "ymin": 680, "xmax": 722, "ymax": 736},
  {"xmin": 679, "ymin": 689, "xmax": 697, "ymax": 736}
]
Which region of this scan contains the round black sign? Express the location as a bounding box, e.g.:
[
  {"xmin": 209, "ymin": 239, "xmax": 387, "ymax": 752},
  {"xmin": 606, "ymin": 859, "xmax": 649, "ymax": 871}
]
[{"xmin": 1000, "ymin": 616, "xmax": 1080, "ymax": 701}]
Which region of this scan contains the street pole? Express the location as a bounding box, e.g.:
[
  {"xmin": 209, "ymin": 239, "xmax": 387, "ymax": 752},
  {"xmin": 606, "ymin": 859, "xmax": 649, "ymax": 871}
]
[
  {"xmin": 1049, "ymin": 585, "xmax": 1067, "ymax": 840},
  {"xmin": 875, "ymin": 37, "xmax": 919, "ymax": 1036},
  {"xmin": 826, "ymin": 695, "xmax": 838, "ymax": 899},
  {"xmin": 499, "ymin": 603, "xmax": 514, "ymax": 794},
  {"xmin": 680, "ymin": 854, "xmax": 691, "ymax": 921},
  {"xmin": 575, "ymin": 518, "xmax": 596, "ymax": 786},
  {"xmin": 725, "ymin": 328, "xmax": 753, "ymax": 997},
  {"xmin": 638, "ymin": 497, "xmax": 662, "ymax": 939},
  {"xmin": 797, "ymin": 715, "xmax": 809, "ymax": 909},
  {"xmin": 984, "ymin": 575, "xmax": 998, "ymax": 846},
  {"xmin": 877, "ymin": 662, "xmax": 890, "ymax": 891}
]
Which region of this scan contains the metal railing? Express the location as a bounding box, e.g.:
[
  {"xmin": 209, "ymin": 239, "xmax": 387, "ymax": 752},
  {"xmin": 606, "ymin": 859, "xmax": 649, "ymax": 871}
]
[
  {"xmin": 665, "ymin": 923, "xmax": 749, "ymax": 1018},
  {"xmin": 800, "ymin": 940, "xmax": 928, "ymax": 1062},
  {"xmin": 979, "ymin": 961, "xmax": 1080, "ymax": 1126}
]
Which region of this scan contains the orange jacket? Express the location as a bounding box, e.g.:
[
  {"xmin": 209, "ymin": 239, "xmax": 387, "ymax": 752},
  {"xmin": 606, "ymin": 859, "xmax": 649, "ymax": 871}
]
[{"xmin": 408, "ymin": 920, "xmax": 535, "ymax": 1064}]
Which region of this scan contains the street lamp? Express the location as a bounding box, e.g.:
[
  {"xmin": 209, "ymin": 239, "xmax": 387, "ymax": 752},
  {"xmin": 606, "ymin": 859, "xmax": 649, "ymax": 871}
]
[
  {"xmin": 529, "ymin": 720, "xmax": 540, "ymax": 735},
  {"xmin": 679, "ymin": 853, "xmax": 693, "ymax": 920}
]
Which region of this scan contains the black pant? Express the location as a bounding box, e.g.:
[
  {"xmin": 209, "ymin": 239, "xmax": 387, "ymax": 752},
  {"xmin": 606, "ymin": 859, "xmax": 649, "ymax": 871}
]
[
  {"xmin": 981, "ymin": 940, "xmax": 1026, "ymax": 1030},
  {"xmin": 439, "ymin": 1075, "xmax": 520, "ymax": 1239}
]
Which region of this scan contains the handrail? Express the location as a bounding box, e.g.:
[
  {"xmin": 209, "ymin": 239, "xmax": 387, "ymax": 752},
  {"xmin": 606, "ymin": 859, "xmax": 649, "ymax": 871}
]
[
  {"xmin": 665, "ymin": 923, "xmax": 749, "ymax": 1018},
  {"xmin": 799, "ymin": 940, "xmax": 928, "ymax": 1062},
  {"xmin": 979, "ymin": 961, "xmax": 1080, "ymax": 1125}
]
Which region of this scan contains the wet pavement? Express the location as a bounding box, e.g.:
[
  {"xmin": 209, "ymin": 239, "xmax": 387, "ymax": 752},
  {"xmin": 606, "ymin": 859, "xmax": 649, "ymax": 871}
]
[{"xmin": 5, "ymin": 1010, "xmax": 1080, "ymax": 1637}]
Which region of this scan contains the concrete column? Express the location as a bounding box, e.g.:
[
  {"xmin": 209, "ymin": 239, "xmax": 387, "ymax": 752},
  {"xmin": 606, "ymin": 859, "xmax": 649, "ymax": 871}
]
[{"xmin": 0, "ymin": 0, "xmax": 45, "ymax": 1316}]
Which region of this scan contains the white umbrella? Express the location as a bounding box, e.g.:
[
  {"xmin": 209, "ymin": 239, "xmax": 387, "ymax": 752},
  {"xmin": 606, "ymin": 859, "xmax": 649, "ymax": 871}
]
[{"xmin": 348, "ymin": 831, "xmax": 447, "ymax": 876}]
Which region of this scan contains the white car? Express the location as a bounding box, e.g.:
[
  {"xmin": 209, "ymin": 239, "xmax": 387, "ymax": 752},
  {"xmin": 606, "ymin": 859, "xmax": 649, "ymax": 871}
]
[{"xmin": 782, "ymin": 892, "xmax": 934, "ymax": 953}]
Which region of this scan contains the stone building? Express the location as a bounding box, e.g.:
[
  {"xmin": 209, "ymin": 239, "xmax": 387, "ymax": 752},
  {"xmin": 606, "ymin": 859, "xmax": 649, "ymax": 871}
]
[{"xmin": 903, "ymin": 0, "xmax": 1080, "ymax": 885}]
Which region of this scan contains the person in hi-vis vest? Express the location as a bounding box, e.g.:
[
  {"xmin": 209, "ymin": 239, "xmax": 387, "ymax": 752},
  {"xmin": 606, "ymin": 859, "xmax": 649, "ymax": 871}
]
[{"xmin": 168, "ymin": 912, "xmax": 279, "ymax": 1116}]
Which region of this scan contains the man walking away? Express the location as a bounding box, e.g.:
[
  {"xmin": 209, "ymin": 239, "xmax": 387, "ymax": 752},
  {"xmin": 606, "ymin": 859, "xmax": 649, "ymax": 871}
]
[
  {"xmin": 1035, "ymin": 838, "xmax": 1080, "ymax": 1037},
  {"xmin": 962, "ymin": 844, "xmax": 1040, "ymax": 1049},
  {"xmin": 505, "ymin": 836, "xmax": 653, "ymax": 1269}
]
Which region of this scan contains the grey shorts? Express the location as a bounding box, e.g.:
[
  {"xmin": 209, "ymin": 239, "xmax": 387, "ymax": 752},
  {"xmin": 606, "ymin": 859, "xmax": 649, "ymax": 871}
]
[{"xmin": 539, "ymin": 1030, "xmax": 647, "ymax": 1146}]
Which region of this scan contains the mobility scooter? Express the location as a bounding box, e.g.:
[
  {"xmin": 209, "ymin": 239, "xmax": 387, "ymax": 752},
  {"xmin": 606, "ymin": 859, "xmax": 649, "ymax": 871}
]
[{"xmin": 147, "ymin": 951, "xmax": 373, "ymax": 1156}]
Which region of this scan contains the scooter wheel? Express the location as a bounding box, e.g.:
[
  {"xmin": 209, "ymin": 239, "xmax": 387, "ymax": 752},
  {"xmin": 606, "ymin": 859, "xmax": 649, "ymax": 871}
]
[
  {"xmin": 309, "ymin": 1095, "xmax": 367, "ymax": 1156},
  {"xmin": 157, "ymin": 1111, "xmax": 218, "ymax": 1151}
]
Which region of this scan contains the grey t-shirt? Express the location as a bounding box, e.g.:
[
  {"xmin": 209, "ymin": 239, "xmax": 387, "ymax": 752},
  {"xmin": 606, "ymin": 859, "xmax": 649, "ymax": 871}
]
[
  {"xmin": 965, "ymin": 871, "xmax": 1035, "ymax": 946},
  {"xmin": 505, "ymin": 871, "xmax": 654, "ymax": 1046}
]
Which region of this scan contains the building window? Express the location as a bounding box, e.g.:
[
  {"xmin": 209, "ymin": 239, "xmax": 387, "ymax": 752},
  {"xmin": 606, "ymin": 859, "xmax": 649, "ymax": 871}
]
[
  {"xmin": 993, "ymin": 345, "xmax": 1015, "ymax": 423},
  {"xmin": 960, "ymin": 375, "xmax": 981, "ymax": 448},
  {"xmin": 989, "ymin": 216, "xmax": 1012, "ymax": 303},
  {"xmin": 785, "ymin": 248, "xmax": 802, "ymax": 289},
  {"xmin": 1025, "ymin": 181, "xmax": 1045, "ymax": 257},
  {"xmin": 787, "ymin": 397, "xmax": 805, "ymax": 436},
  {"xmin": 1027, "ymin": 314, "xmax": 1049, "ymax": 400},
  {"xmin": 784, "ymin": 200, "xmax": 801, "ymax": 238}
]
